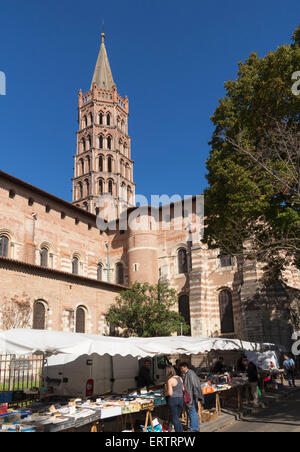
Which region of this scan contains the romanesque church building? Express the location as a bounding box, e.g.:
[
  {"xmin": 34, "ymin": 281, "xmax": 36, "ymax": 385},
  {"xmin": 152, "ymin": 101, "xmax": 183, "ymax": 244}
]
[{"xmin": 0, "ymin": 34, "xmax": 299, "ymax": 347}]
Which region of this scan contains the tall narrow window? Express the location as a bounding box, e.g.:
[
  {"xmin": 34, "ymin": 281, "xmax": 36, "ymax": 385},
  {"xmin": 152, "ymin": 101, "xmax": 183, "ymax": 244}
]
[
  {"xmin": 107, "ymin": 114, "xmax": 111, "ymax": 126},
  {"xmin": 97, "ymin": 264, "xmax": 103, "ymax": 281},
  {"xmin": 86, "ymin": 156, "xmax": 91, "ymax": 172},
  {"xmin": 33, "ymin": 301, "xmax": 46, "ymax": 330},
  {"xmin": 108, "ymin": 180, "xmax": 113, "ymax": 195},
  {"xmin": 99, "ymin": 113, "xmax": 104, "ymax": 125},
  {"xmin": 116, "ymin": 263, "xmax": 124, "ymax": 285},
  {"xmin": 78, "ymin": 182, "xmax": 83, "ymax": 199},
  {"xmin": 85, "ymin": 180, "xmax": 90, "ymax": 196},
  {"xmin": 72, "ymin": 257, "xmax": 79, "ymax": 275},
  {"xmin": 0, "ymin": 236, "xmax": 9, "ymax": 257},
  {"xmin": 178, "ymin": 248, "xmax": 188, "ymax": 274},
  {"xmin": 108, "ymin": 157, "xmax": 112, "ymax": 173},
  {"xmin": 179, "ymin": 295, "xmax": 191, "ymax": 335},
  {"xmin": 40, "ymin": 247, "xmax": 48, "ymax": 267},
  {"xmin": 99, "ymin": 136, "xmax": 103, "ymax": 149},
  {"xmin": 107, "ymin": 136, "xmax": 112, "ymax": 150},
  {"xmin": 219, "ymin": 290, "xmax": 235, "ymax": 334},
  {"xmin": 76, "ymin": 306, "xmax": 86, "ymax": 333},
  {"xmin": 99, "ymin": 155, "xmax": 104, "ymax": 172},
  {"xmin": 80, "ymin": 159, "xmax": 84, "ymax": 175},
  {"xmin": 99, "ymin": 179, "xmax": 104, "ymax": 195}
]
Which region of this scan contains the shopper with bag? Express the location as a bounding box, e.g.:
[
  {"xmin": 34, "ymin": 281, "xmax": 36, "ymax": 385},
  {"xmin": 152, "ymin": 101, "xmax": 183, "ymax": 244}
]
[
  {"xmin": 179, "ymin": 362, "xmax": 203, "ymax": 432},
  {"xmin": 165, "ymin": 366, "xmax": 184, "ymax": 432}
]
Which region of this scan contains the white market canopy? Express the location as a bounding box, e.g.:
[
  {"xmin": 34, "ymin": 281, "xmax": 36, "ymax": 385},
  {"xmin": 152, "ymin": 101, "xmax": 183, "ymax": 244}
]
[{"xmin": 0, "ymin": 329, "xmax": 285, "ymax": 358}]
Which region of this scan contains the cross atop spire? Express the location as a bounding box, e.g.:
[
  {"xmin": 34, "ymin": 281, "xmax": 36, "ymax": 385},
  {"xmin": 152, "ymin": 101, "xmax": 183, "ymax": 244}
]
[{"xmin": 91, "ymin": 32, "xmax": 115, "ymax": 90}]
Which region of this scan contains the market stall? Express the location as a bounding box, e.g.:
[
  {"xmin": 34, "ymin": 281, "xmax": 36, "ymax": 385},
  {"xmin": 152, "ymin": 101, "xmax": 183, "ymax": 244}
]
[{"xmin": 0, "ymin": 329, "xmax": 286, "ymax": 432}]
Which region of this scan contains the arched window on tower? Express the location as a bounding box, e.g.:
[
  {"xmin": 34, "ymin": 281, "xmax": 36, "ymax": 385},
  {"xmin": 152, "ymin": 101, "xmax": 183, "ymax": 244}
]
[
  {"xmin": 40, "ymin": 247, "xmax": 49, "ymax": 267},
  {"xmin": 85, "ymin": 180, "xmax": 90, "ymax": 197},
  {"xmin": 86, "ymin": 156, "xmax": 91, "ymax": 173},
  {"xmin": 99, "ymin": 179, "xmax": 104, "ymax": 195},
  {"xmin": 107, "ymin": 136, "xmax": 112, "ymax": 150},
  {"xmin": 99, "ymin": 113, "xmax": 104, "ymax": 125},
  {"xmin": 89, "ymin": 113, "xmax": 93, "ymax": 125},
  {"xmin": 0, "ymin": 236, "xmax": 9, "ymax": 258},
  {"xmin": 99, "ymin": 135, "xmax": 103, "ymax": 149},
  {"xmin": 82, "ymin": 140, "xmax": 86, "ymax": 153},
  {"xmin": 106, "ymin": 114, "xmax": 111, "ymax": 126},
  {"xmin": 108, "ymin": 157, "xmax": 112, "ymax": 173},
  {"xmin": 78, "ymin": 182, "xmax": 83, "ymax": 199},
  {"xmin": 99, "ymin": 155, "xmax": 104, "ymax": 172},
  {"xmin": 178, "ymin": 295, "xmax": 191, "ymax": 335},
  {"xmin": 178, "ymin": 248, "xmax": 188, "ymax": 274},
  {"xmin": 83, "ymin": 116, "xmax": 87, "ymax": 129},
  {"xmin": 79, "ymin": 159, "xmax": 84, "ymax": 175},
  {"xmin": 33, "ymin": 301, "xmax": 46, "ymax": 330},
  {"xmin": 88, "ymin": 136, "xmax": 92, "ymax": 150},
  {"xmin": 108, "ymin": 180, "xmax": 113, "ymax": 195},
  {"xmin": 76, "ymin": 306, "xmax": 86, "ymax": 333},
  {"xmin": 116, "ymin": 263, "xmax": 124, "ymax": 285},
  {"xmin": 219, "ymin": 289, "xmax": 235, "ymax": 334},
  {"xmin": 72, "ymin": 256, "xmax": 79, "ymax": 275}
]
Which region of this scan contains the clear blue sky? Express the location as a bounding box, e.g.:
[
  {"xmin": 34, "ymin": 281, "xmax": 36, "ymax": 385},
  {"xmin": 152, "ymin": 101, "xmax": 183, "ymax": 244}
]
[{"xmin": 0, "ymin": 0, "xmax": 299, "ymax": 203}]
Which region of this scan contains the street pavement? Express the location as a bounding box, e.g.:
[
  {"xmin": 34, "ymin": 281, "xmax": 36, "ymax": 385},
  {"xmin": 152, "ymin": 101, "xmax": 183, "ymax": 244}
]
[{"xmin": 220, "ymin": 388, "xmax": 300, "ymax": 432}]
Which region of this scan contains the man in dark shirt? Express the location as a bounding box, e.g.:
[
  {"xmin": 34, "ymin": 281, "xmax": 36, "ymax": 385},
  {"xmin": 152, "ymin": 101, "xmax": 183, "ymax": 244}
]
[
  {"xmin": 137, "ymin": 359, "xmax": 154, "ymax": 388},
  {"xmin": 243, "ymin": 359, "xmax": 259, "ymax": 407},
  {"xmin": 213, "ymin": 357, "xmax": 226, "ymax": 374}
]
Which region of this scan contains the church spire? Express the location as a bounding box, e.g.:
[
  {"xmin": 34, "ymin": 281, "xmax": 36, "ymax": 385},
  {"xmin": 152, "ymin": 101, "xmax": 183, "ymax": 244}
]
[{"xmin": 91, "ymin": 33, "xmax": 115, "ymax": 90}]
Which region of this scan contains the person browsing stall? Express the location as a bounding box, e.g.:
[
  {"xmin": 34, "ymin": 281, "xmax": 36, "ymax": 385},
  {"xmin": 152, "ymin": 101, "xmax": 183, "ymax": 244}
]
[
  {"xmin": 213, "ymin": 357, "xmax": 226, "ymax": 374},
  {"xmin": 165, "ymin": 366, "xmax": 184, "ymax": 432},
  {"xmin": 137, "ymin": 359, "xmax": 154, "ymax": 388},
  {"xmin": 179, "ymin": 362, "xmax": 204, "ymax": 432},
  {"xmin": 243, "ymin": 358, "xmax": 259, "ymax": 407},
  {"xmin": 283, "ymin": 355, "xmax": 296, "ymax": 388}
]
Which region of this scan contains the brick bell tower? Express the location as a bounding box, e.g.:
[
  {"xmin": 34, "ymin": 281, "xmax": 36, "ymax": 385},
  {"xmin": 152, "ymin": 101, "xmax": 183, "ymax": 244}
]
[{"xmin": 72, "ymin": 32, "xmax": 135, "ymax": 217}]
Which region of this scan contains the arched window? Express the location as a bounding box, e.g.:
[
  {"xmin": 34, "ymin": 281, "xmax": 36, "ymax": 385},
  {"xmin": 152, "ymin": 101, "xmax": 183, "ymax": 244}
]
[
  {"xmin": 106, "ymin": 114, "xmax": 111, "ymax": 126},
  {"xmin": 116, "ymin": 263, "xmax": 124, "ymax": 285},
  {"xmin": 97, "ymin": 263, "xmax": 103, "ymax": 281},
  {"xmin": 78, "ymin": 182, "xmax": 83, "ymax": 199},
  {"xmin": 80, "ymin": 159, "xmax": 84, "ymax": 175},
  {"xmin": 85, "ymin": 180, "xmax": 90, "ymax": 196},
  {"xmin": 219, "ymin": 289, "xmax": 235, "ymax": 334},
  {"xmin": 33, "ymin": 301, "xmax": 46, "ymax": 330},
  {"xmin": 99, "ymin": 113, "xmax": 104, "ymax": 125},
  {"xmin": 108, "ymin": 157, "xmax": 112, "ymax": 173},
  {"xmin": 82, "ymin": 140, "xmax": 86, "ymax": 152},
  {"xmin": 99, "ymin": 135, "xmax": 103, "ymax": 149},
  {"xmin": 107, "ymin": 136, "xmax": 112, "ymax": 150},
  {"xmin": 99, "ymin": 155, "xmax": 104, "ymax": 172},
  {"xmin": 99, "ymin": 179, "xmax": 104, "ymax": 195},
  {"xmin": 179, "ymin": 295, "xmax": 191, "ymax": 335},
  {"xmin": 88, "ymin": 136, "xmax": 92, "ymax": 150},
  {"xmin": 76, "ymin": 306, "xmax": 86, "ymax": 333},
  {"xmin": 0, "ymin": 236, "xmax": 9, "ymax": 257},
  {"xmin": 108, "ymin": 180, "xmax": 113, "ymax": 195},
  {"xmin": 89, "ymin": 113, "xmax": 93, "ymax": 125},
  {"xmin": 40, "ymin": 247, "xmax": 48, "ymax": 267},
  {"xmin": 178, "ymin": 248, "xmax": 188, "ymax": 274},
  {"xmin": 72, "ymin": 256, "xmax": 79, "ymax": 275},
  {"xmin": 83, "ymin": 116, "xmax": 87, "ymax": 129},
  {"xmin": 86, "ymin": 156, "xmax": 91, "ymax": 172}
]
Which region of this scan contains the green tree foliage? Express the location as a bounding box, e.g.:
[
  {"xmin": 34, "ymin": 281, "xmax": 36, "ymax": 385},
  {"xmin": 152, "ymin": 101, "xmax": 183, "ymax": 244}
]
[
  {"xmin": 204, "ymin": 26, "xmax": 300, "ymax": 280},
  {"xmin": 106, "ymin": 282, "xmax": 189, "ymax": 337}
]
